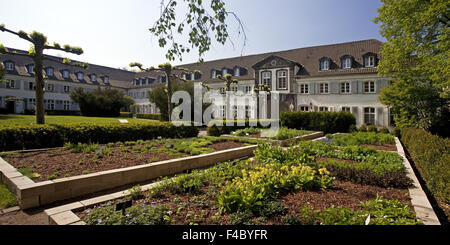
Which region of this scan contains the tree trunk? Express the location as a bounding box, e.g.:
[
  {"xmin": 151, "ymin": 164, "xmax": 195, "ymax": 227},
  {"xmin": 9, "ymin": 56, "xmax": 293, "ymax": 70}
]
[
  {"xmin": 33, "ymin": 47, "xmax": 45, "ymax": 124},
  {"xmin": 166, "ymin": 71, "xmax": 172, "ymax": 122}
]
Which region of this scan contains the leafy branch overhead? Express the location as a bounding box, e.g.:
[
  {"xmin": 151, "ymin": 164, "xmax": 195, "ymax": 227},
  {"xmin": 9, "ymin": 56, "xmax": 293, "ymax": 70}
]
[{"xmin": 149, "ymin": 0, "xmax": 246, "ymax": 62}]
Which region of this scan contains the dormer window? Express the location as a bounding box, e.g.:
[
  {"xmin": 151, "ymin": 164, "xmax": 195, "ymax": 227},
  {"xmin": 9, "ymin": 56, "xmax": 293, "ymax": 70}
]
[
  {"xmin": 104, "ymin": 76, "xmax": 109, "ymax": 84},
  {"xmin": 234, "ymin": 67, "xmax": 240, "ymax": 76},
  {"xmin": 4, "ymin": 62, "xmax": 14, "ymax": 71},
  {"xmin": 90, "ymin": 74, "xmax": 96, "ymax": 82},
  {"xmin": 159, "ymin": 75, "xmax": 166, "ymax": 83},
  {"xmin": 211, "ymin": 70, "xmax": 217, "ymax": 78},
  {"xmin": 320, "ymin": 60, "xmax": 329, "ymax": 71},
  {"xmin": 46, "ymin": 67, "xmax": 54, "ymax": 76},
  {"xmin": 135, "ymin": 78, "xmax": 141, "ymax": 86},
  {"xmin": 77, "ymin": 72, "xmax": 84, "ymax": 80},
  {"xmin": 26, "ymin": 64, "xmax": 34, "ymax": 74},
  {"xmin": 62, "ymin": 70, "xmax": 69, "ymax": 79},
  {"xmin": 341, "ymin": 56, "xmax": 353, "ymax": 69},
  {"xmin": 365, "ymin": 56, "xmax": 375, "ymax": 67}
]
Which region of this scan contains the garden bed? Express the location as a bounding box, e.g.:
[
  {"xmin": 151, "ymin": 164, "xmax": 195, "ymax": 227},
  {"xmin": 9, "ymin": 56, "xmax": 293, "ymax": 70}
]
[
  {"xmin": 73, "ymin": 142, "xmax": 421, "ymax": 225},
  {"xmin": 323, "ymin": 132, "xmax": 397, "ymax": 151},
  {"xmin": 2, "ymin": 137, "xmax": 249, "ymax": 183}
]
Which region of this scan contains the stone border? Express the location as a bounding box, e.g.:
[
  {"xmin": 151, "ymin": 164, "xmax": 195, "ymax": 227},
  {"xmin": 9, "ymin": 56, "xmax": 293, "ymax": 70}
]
[
  {"xmin": 0, "ymin": 145, "xmax": 256, "ymax": 210},
  {"xmin": 221, "ymin": 131, "xmax": 324, "ymax": 147},
  {"xmin": 394, "ymin": 137, "xmax": 440, "ymax": 225}
]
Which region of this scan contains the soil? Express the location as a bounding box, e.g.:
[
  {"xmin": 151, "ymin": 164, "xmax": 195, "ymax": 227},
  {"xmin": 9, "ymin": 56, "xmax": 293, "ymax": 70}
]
[
  {"xmin": 4, "ymin": 140, "xmax": 244, "ymax": 183},
  {"xmin": 77, "ymin": 180, "xmax": 412, "ymax": 225}
]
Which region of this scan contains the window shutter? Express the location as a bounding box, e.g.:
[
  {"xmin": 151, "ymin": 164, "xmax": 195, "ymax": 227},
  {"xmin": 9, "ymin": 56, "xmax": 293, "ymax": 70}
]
[
  {"xmin": 352, "ymin": 106, "xmax": 359, "ymax": 123},
  {"xmin": 329, "ymin": 106, "xmax": 335, "ymax": 112},
  {"xmin": 376, "ymin": 80, "xmax": 381, "ymax": 94},
  {"xmin": 351, "ymin": 81, "xmax": 358, "ymax": 94},
  {"xmin": 15, "ymin": 80, "xmax": 21, "ymax": 89},
  {"xmin": 376, "ymin": 107, "xmax": 384, "ymax": 126},
  {"xmin": 331, "ymin": 82, "xmax": 339, "ymax": 94},
  {"xmin": 309, "ymin": 83, "xmax": 315, "ymax": 94},
  {"xmin": 358, "ymin": 81, "xmax": 363, "ymax": 93},
  {"xmin": 315, "ymin": 83, "xmax": 319, "ymax": 94},
  {"xmin": 313, "ymin": 106, "xmax": 318, "ymax": 112}
]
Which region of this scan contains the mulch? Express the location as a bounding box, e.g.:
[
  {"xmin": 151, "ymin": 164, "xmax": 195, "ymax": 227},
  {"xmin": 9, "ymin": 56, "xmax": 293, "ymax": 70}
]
[{"xmin": 4, "ymin": 141, "xmax": 244, "ymax": 183}]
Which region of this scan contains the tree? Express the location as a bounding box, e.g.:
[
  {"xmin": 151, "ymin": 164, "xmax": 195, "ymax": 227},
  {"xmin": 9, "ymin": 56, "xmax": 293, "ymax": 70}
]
[
  {"xmin": 0, "ymin": 63, "xmax": 5, "ymax": 82},
  {"xmin": 149, "ymin": 0, "xmax": 246, "ymax": 62},
  {"xmin": 129, "ymin": 62, "xmax": 199, "ymax": 121},
  {"xmin": 374, "ymin": 0, "xmax": 449, "ymax": 133},
  {"xmin": 70, "ymin": 87, "xmax": 134, "ymax": 117},
  {"xmin": 215, "ymin": 73, "xmax": 238, "ymax": 119},
  {"xmin": 0, "ymin": 24, "xmax": 87, "ymax": 124},
  {"xmin": 148, "ymin": 80, "xmax": 211, "ymax": 121}
]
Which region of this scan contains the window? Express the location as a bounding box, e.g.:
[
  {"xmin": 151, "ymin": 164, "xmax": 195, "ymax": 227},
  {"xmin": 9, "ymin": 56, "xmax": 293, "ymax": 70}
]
[
  {"xmin": 219, "ymin": 105, "xmax": 225, "ymax": 118},
  {"xmin": 62, "ymin": 70, "xmax": 69, "ymax": 79},
  {"xmin": 64, "ymin": 86, "xmax": 70, "ymax": 93},
  {"xmin": 364, "ymin": 81, "xmax": 375, "ymax": 93},
  {"xmin": 46, "ymin": 68, "xmax": 54, "ymax": 77},
  {"xmin": 77, "ymin": 72, "xmax": 83, "ymax": 80},
  {"xmin": 232, "ymin": 105, "xmax": 238, "ymax": 118},
  {"xmin": 341, "ymin": 107, "xmax": 351, "ymax": 112},
  {"xmin": 245, "ymin": 105, "xmax": 252, "ymax": 118},
  {"xmin": 219, "ymin": 87, "xmax": 226, "ymax": 94},
  {"xmin": 340, "ymin": 82, "xmax": 350, "ymax": 94},
  {"xmin": 211, "ymin": 70, "xmax": 217, "ymax": 78},
  {"xmin": 299, "ymin": 106, "xmax": 309, "ymax": 112},
  {"xmin": 231, "ymin": 86, "xmax": 238, "ymax": 93},
  {"xmin": 343, "ymin": 58, "xmax": 352, "ymax": 69},
  {"xmin": 5, "ymin": 62, "xmax": 14, "ymax": 71},
  {"xmin": 245, "ymin": 86, "xmax": 252, "ymax": 94},
  {"xmin": 159, "ymin": 75, "xmax": 166, "ymax": 83},
  {"xmin": 234, "ymin": 67, "xmax": 240, "ymax": 76},
  {"xmin": 47, "ymin": 84, "xmax": 54, "ymax": 92},
  {"xmin": 28, "ymin": 98, "xmax": 36, "ymax": 109},
  {"xmin": 320, "ymin": 60, "xmax": 329, "ymax": 71},
  {"xmin": 46, "ymin": 99, "xmax": 55, "ymax": 110},
  {"xmin": 104, "ymin": 76, "xmax": 109, "ymax": 84},
  {"xmin": 28, "ymin": 82, "xmax": 35, "ymax": 91},
  {"xmin": 364, "ymin": 107, "xmax": 376, "ymax": 125},
  {"xmin": 319, "ymin": 106, "xmax": 329, "ymax": 112},
  {"xmin": 90, "ymin": 74, "xmax": 96, "ymax": 82},
  {"xmin": 365, "ymin": 56, "xmax": 375, "ymax": 67},
  {"xmin": 261, "ymin": 71, "xmax": 271, "ymax": 85},
  {"xmin": 300, "ymin": 84, "xmax": 309, "ymax": 94},
  {"xmin": 222, "ymin": 68, "xmax": 228, "ymax": 76},
  {"xmin": 277, "ymin": 70, "xmax": 287, "ymax": 90},
  {"xmin": 319, "ymin": 83, "xmax": 329, "ymax": 94},
  {"xmin": 27, "ymin": 64, "xmax": 34, "ymax": 74},
  {"xmin": 5, "ymin": 80, "xmax": 15, "ymax": 88}
]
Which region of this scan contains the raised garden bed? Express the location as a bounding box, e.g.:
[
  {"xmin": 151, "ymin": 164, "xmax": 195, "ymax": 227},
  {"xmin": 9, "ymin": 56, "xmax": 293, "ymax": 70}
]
[
  {"xmin": 71, "ymin": 142, "xmax": 421, "ymax": 225},
  {"xmin": 2, "ymin": 137, "xmax": 250, "ymax": 182},
  {"xmin": 322, "ymin": 132, "xmax": 397, "ymax": 151},
  {"xmin": 222, "ymin": 127, "xmax": 323, "ymax": 147}
]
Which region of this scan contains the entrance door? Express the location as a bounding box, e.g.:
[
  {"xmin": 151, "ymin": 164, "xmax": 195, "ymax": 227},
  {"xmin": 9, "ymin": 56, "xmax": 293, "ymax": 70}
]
[{"xmin": 7, "ymin": 101, "xmax": 15, "ymax": 114}]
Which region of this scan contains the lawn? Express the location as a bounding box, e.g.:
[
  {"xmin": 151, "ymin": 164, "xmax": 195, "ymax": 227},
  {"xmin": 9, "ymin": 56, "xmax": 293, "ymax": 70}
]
[{"xmin": 0, "ymin": 114, "xmax": 148, "ymax": 126}]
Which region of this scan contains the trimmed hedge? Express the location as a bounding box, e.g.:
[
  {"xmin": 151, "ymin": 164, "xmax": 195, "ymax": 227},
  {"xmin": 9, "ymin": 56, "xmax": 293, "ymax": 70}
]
[
  {"xmin": 401, "ymin": 128, "xmax": 450, "ymax": 203},
  {"xmin": 119, "ymin": 112, "xmax": 133, "ymax": 118},
  {"xmin": 0, "ymin": 122, "xmax": 199, "ymax": 151},
  {"xmin": 206, "ymin": 119, "xmax": 279, "ymax": 136},
  {"xmin": 136, "ymin": 113, "xmax": 162, "ymax": 121},
  {"xmin": 280, "ymin": 111, "xmax": 356, "ymax": 134}
]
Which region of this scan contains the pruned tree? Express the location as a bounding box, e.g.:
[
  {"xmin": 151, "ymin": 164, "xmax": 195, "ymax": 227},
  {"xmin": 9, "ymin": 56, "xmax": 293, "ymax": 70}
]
[
  {"xmin": 254, "ymin": 83, "xmax": 271, "ymax": 120},
  {"xmin": 149, "ymin": 0, "xmax": 247, "ymax": 62},
  {"xmin": 0, "ymin": 24, "xmax": 88, "ymax": 124},
  {"xmin": 129, "ymin": 62, "xmax": 202, "ymax": 121},
  {"xmin": 215, "ymin": 73, "xmax": 238, "ymax": 119}
]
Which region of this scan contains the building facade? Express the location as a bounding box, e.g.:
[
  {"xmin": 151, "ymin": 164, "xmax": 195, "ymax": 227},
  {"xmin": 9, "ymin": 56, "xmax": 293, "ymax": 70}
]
[{"xmin": 1, "ymin": 39, "xmax": 393, "ymax": 127}]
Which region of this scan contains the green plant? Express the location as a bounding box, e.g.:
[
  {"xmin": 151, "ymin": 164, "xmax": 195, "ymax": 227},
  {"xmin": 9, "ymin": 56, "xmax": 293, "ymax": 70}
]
[
  {"xmin": 367, "ymin": 125, "xmax": 378, "ymax": 132},
  {"xmin": 17, "ymin": 167, "xmax": 40, "ymax": 179},
  {"xmin": 281, "ymin": 214, "xmax": 301, "ymax": 225},
  {"xmin": 136, "ymin": 113, "xmax": 161, "ymax": 120},
  {"xmin": 228, "ymin": 210, "xmax": 253, "ymax": 225},
  {"xmin": 82, "ymin": 170, "xmax": 89, "ymax": 175},
  {"xmin": 0, "ymin": 184, "xmax": 17, "ymax": 209},
  {"xmin": 379, "ymin": 126, "xmax": 390, "ymax": 134},
  {"xmin": 48, "ymin": 172, "xmax": 60, "ymax": 180},
  {"xmin": 359, "ymin": 124, "xmax": 367, "ymax": 132},
  {"xmin": 255, "ymin": 200, "xmax": 287, "ymax": 218},
  {"xmin": 127, "ymin": 185, "xmax": 142, "ymax": 200},
  {"xmin": 64, "ymin": 142, "xmax": 99, "ymax": 153},
  {"xmin": 280, "ymin": 111, "xmax": 356, "ymax": 134}
]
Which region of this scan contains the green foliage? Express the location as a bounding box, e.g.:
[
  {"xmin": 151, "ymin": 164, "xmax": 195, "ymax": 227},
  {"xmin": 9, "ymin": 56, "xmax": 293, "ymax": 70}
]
[
  {"xmin": 255, "ymin": 200, "xmax": 287, "ymax": 218},
  {"xmin": 127, "ymin": 185, "xmax": 142, "ymax": 200},
  {"xmin": 359, "ymin": 124, "xmax": 367, "ymax": 132},
  {"xmin": 401, "ymin": 128, "xmax": 450, "ymax": 203},
  {"xmin": 270, "ymin": 128, "xmax": 313, "ymax": 140},
  {"xmin": 326, "ymin": 132, "xmax": 395, "ymax": 146},
  {"xmin": 136, "ymin": 113, "xmax": 161, "ymax": 120},
  {"xmin": 17, "ymin": 167, "xmax": 40, "ymax": 179},
  {"xmin": 374, "ymin": 0, "xmax": 449, "ymax": 134},
  {"xmin": 367, "ymin": 125, "xmax": 378, "ymax": 133},
  {"xmin": 206, "ymin": 119, "xmax": 278, "ymax": 136},
  {"xmin": 70, "ymin": 87, "xmax": 134, "ymax": 117},
  {"xmin": 280, "ymin": 111, "xmax": 356, "ymax": 134},
  {"xmin": 64, "ymin": 142, "xmax": 99, "ymax": 153},
  {"xmin": 296, "ymin": 196, "xmax": 420, "ymax": 225},
  {"xmin": 48, "ymin": 172, "xmax": 60, "ymax": 180},
  {"xmin": 233, "ymin": 127, "xmax": 261, "ymax": 136},
  {"xmin": 228, "ymin": 210, "xmax": 254, "ymax": 225},
  {"xmin": 0, "ymin": 184, "xmax": 17, "ymax": 209},
  {"xmin": 379, "ymin": 126, "xmax": 390, "ymax": 134}
]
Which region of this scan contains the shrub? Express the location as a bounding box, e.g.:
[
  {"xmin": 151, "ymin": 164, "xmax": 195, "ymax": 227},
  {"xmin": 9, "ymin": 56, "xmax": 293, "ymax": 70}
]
[
  {"xmin": 367, "ymin": 125, "xmax": 378, "ymax": 132},
  {"xmin": 119, "ymin": 112, "xmax": 133, "ymax": 118},
  {"xmin": 401, "ymin": 128, "xmax": 450, "ymax": 203},
  {"xmin": 45, "ymin": 110, "xmax": 82, "ymax": 116},
  {"xmin": 393, "ymin": 127, "xmax": 401, "ymax": 138},
  {"xmin": 348, "ymin": 124, "xmax": 358, "ymax": 133},
  {"xmin": 136, "ymin": 113, "xmax": 161, "ymax": 120},
  {"xmin": 0, "ymin": 122, "xmax": 199, "ymax": 151},
  {"xmin": 280, "ymin": 111, "xmax": 356, "ymax": 134},
  {"xmin": 379, "ymin": 127, "xmax": 390, "ymax": 134},
  {"xmin": 359, "ymin": 124, "xmax": 367, "ymax": 132},
  {"xmin": 206, "ymin": 119, "xmax": 278, "ymax": 136}
]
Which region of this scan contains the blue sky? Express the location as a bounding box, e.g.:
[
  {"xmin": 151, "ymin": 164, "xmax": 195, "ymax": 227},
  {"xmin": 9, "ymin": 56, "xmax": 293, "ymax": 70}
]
[{"xmin": 0, "ymin": 0, "xmax": 384, "ymax": 69}]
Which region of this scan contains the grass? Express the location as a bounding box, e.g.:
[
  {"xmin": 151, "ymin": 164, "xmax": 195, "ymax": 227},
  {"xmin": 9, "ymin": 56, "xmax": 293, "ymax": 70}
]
[
  {"xmin": 0, "ymin": 184, "xmax": 17, "ymax": 209},
  {"xmin": 0, "ymin": 114, "xmax": 147, "ymax": 127}
]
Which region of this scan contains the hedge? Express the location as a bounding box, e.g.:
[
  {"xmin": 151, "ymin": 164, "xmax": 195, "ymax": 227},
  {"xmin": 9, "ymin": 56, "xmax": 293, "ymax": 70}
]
[
  {"xmin": 401, "ymin": 128, "xmax": 449, "ymax": 204},
  {"xmin": 136, "ymin": 113, "xmax": 162, "ymax": 121},
  {"xmin": 0, "ymin": 122, "xmax": 199, "ymax": 151},
  {"xmin": 280, "ymin": 111, "xmax": 356, "ymax": 134},
  {"xmin": 119, "ymin": 112, "xmax": 133, "ymax": 118},
  {"xmin": 206, "ymin": 119, "xmax": 279, "ymax": 136}
]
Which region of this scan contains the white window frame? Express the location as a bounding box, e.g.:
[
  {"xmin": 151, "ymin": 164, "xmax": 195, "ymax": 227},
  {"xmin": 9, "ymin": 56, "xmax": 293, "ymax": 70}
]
[
  {"xmin": 261, "ymin": 71, "xmax": 271, "ymax": 85},
  {"xmin": 46, "ymin": 68, "xmax": 54, "ymax": 76},
  {"xmin": 27, "ymin": 65, "xmax": 34, "ymax": 74},
  {"xmin": 340, "ymin": 82, "xmax": 351, "ymax": 94},
  {"xmin": 62, "ymin": 70, "xmax": 69, "ymax": 79},
  {"xmin": 211, "ymin": 70, "xmax": 216, "ymax": 78},
  {"xmin": 364, "ymin": 81, "xmax": 376, "ymax": 93},
  {"xmin": 341, "ymin": 106, "xmax": 351, "ymax": 112},
  {"xmin": 64, "ymin": 85, "xmax": 70, "ymax": 93},
  {"xmin": 365, "ymin": 56, "xmax": 375, "ymax": 67},
  {"xmin": 277, "ymin": 70, "xmax": 287, "ymax": 90},
  {"xmin": 300, "ymin": 83, "xmax": 309, "ymax": 94},
  {"xmin": 77, "ymin": 72, "xmax": 83, "ymax": 80},
  {"xmin": 320, "ymin": 60, "xmax": 329, "ymax": 71},
  {"xmin": 245, "ymin": 105, "xmax": 252, "ymax": 118},
  {"xmin": 46, "ymin": 99, "xmax": 55, "ymax": 110},
  {"xmin": 245, "ymin": 85, "xmax": 252, "ymax": 94},
  {"xmin": 234, "ymin": 67, "xmax": 240, "ymax": 76},
  {"xmin": 47, "ymin": 84, "xmax": 54, "ymax": 92},
  {"xmin": 5, "ymin": 62, "xmax": 14, "ymax": 71},
  {"xmin": 364, "ymin": 107, "xmax": 376, "ymax": 125},
  {"xmin": 231, "ymin": 86, "xmax": 238, "ymax": 93},
  {"xmin": 6, "ymin": 80, "xmax": 15, "ymax": 88},
  {"xmin": 319, "ymin": 106, "xmax": 329, "ymax": 112},
  {"xmin": 343, "ymin": 58, "xmax": 352, "ymax": 69},
  {"xmin": 91, "ymin": 74, "xmax": 96, "ymax": 82},
  {"xmin": 299, "ymin": 106, "xmax": 310, "ymax": 112},
  {"xmin": 219, "ymin": 105, "xmax": 225, "ymax": 118},
  {"xmin": 220, "ymin": 87, "xmax": 226, "ymax": 94},
  {"xmin": 319, "ymin": 82, "xmax": 329, "ymax": 94}
]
